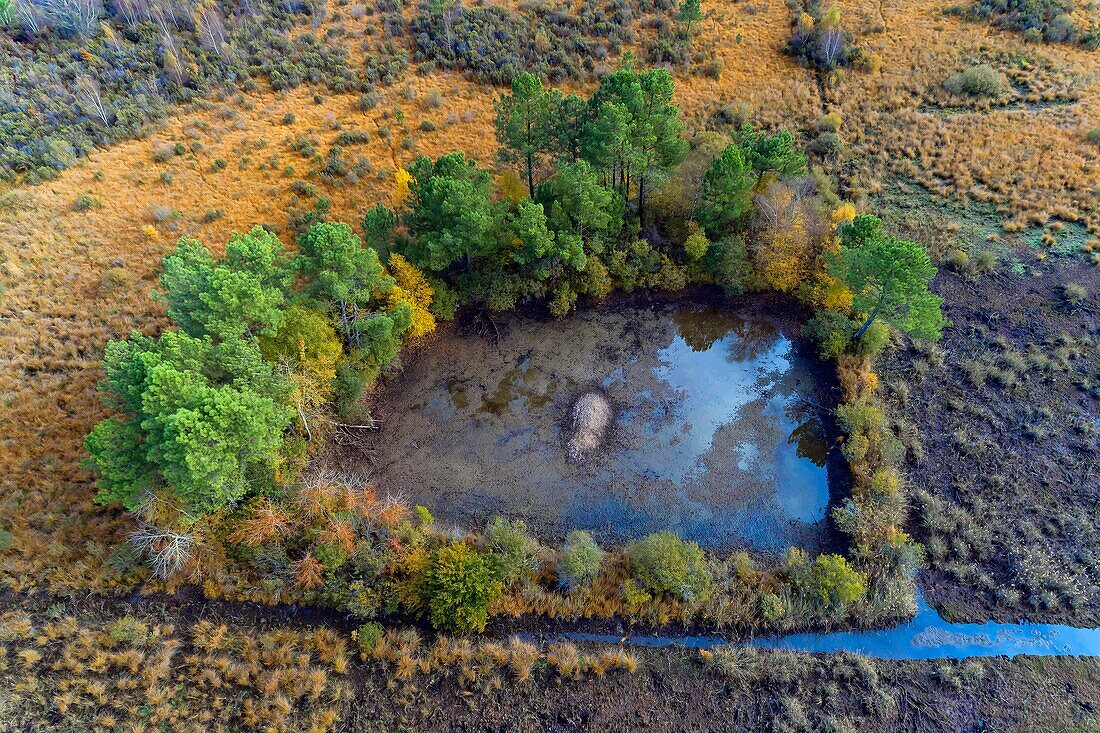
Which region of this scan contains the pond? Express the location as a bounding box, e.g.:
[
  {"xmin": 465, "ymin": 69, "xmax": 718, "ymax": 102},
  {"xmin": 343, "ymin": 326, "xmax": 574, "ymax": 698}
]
[{"xmin": 351, "ymin": 297, "xmax": 841, "ymax": 552}]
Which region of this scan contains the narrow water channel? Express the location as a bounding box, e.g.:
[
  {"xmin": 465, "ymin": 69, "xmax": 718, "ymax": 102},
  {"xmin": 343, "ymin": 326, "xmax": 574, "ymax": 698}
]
[{"xmin": 528, "ymin": 591, "xmax": 1100, "ymax": 660}]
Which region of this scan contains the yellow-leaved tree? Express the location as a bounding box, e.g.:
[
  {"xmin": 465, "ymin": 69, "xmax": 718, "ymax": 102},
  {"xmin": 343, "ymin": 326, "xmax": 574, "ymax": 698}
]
[
  {"xmin": 750, "ymin": 182, "xmax": 814, "ymax": 291},
  {"xmin": 387, "ymin": 253, "xmax": 436, "ymax": 338},
  {"xmin": 258, "ymin": 305, "xmax": 343, "ymax": 441},
  {"xmin": 393, "ymin": 168, "xmax": 413, "ymax": 207},
  {"xmin": 806, "ymin": 203, "xmax": 857, "ymax": 309}
]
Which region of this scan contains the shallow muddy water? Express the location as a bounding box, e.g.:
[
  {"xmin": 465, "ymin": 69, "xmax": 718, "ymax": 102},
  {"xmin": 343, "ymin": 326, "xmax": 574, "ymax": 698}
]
[{"xmin": 355, "ymin": 299, "xmax": 839, "ymax": 552}]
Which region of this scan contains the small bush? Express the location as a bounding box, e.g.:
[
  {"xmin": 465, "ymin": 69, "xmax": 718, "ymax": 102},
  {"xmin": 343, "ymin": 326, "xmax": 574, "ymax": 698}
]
[
  {"xmin": 481, "ymin": 517, "xmax": 539, "ymax": 585},
  {"xmin": 334, "ymin": 361, "xmax": 369, "ymax": 420},
  {"xmin": 359, "ymin": 91, "xmax": 382, "ymax": 111},
  {"xmin": 807, "ymin": 131, "xmax": 844, "ymax": 158},
  {"xmin": 805, "ymin": 309, "xmax": 854, "ymax": 359},
  {"xmin": 684, "ymin": 227, "xmax": 709, "ymax": 260},
  {"xmin": 973, "ymin": 249, "xmax": 997, "ymax": 274},
  {"xmin": 1063, "ymin": 282, "xmax": 1087, "ymax": 305},
  {"xmin": 336, "ymin": 130, "xmax": 371, "ymax": 146},
  {"xmin": 425, "ymin": 543, "xmax": 502, "ymax": 633},
  {"xmin": 353, "ymin": 622, "xmax": 385, "ymax": 655},
  {"xmin": 110, "ymin": 616, "xmax": 150, "ymax": 645},
  {"xmin": 1086, "ymin": 127, "xmax": 1100, "ymax": 145},
  {"xmin": 557, "ymin": 531, "xmax": 603, "ymax": 590},
  {"xmin": 811, "ymin": 554, "xmax": 867, "ymax": 610},
  {"xmin": 947, "ymin": 248, "xmax": 970, "ymax": 271},
  {"xmin": 943, "ymin": 65, "xmax": 1007, "ymax": 98},
  {"xmin": 852, "ymin": 320, "xmax": 890, "ymax": 357},
  {"xmin": 814, "ymin": 111, "xmax": 843, "ymax": 133},
  {"xmin": 627, "ymin": 531, "xmax": 712, "ymax": 602},
  {"xmin": 152, "ymin": 144, "xmax": 177, "ymax": 163},
  {"xmin": 73, "ymin": 194, "xmax": 102, "ymax": 211},
  {"xmin": 150, "ymin": 205, "xmax": 173, "ymax": 222}
]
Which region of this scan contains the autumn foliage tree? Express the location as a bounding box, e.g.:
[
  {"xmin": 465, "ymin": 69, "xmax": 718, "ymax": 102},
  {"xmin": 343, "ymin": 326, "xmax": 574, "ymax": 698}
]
[
  {"xmin": 387, "ymin": 253, "xmax": 437, "ymax": 338},
  {"xmin": 258, "ymin": 305, "xmax": 344, "ymax": 440}
]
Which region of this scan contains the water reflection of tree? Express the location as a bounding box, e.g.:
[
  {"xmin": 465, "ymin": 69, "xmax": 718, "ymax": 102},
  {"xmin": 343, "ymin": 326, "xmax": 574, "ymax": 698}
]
[
  {"xmin": 786, "ymin": 402, "xmax": 828, "ymax": 466},
  {"xmin": 725, "ymin": 319, "xmax": 780, "ymax": 362},
  {"xmin": 671, "ymin": 305, "xmax": 781, "ymax": 361},
  {"xmin": 672, "ymin": 306, "xmax": 737, "ymax": 352}
]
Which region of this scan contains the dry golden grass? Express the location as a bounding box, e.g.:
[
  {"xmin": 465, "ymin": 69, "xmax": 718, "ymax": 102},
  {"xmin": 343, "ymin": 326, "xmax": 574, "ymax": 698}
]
[
  {"xmin": 354, "ymin": 626, "xmax": 640, "ymax": 687},
  {"xmin": 0, "ymin": 610, "xmax": 349, "ymax": 732},
  {"xmin": 828, "ymin": 0, "xmax": 1099, "ymax": 233},
  {"xmin": 0, "ymin": 0, "xmax": 1097, "ymax": 594}
]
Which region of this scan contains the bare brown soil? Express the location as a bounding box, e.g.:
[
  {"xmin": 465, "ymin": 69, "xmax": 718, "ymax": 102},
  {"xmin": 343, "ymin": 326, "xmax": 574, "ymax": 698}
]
[{"xmin": 346, "ymin": 652, "xmax": 1100, "ymax": 733}]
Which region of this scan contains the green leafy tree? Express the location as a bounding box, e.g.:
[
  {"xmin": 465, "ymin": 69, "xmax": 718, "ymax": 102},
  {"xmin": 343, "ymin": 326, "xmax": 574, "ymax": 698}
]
[
  {"xmin": 677, "ymin": 0, "xmax": 702, "ymax": 38},
  {"xmin": 582, "ymin": 98, "xmax": 633, "ymax": 194},
  {"xmin": 829, "ymin": 227, "xmax": 947, "ymax": 340},
  {"xmin": 85, "ymin": 332, "xmax": 294, "ymax": 516},
  {"xmin": 552, "ymin": 93, "xmax": 590, "ymax": 164},
  {"xmin": 543, "ymin": 160, "xmax": 625, "ymax": 247},
  {"xmin": 512, "ymin": 198, "xmax": 585, "ymax": 279},
  {"xmin": 629, "ymin": 68, "xmax": 688, "ymax": 228},
  {"xmin": 425, "ymin": 542, "xmax": 502, "ymax": 632},
  {"xmin": 838, "ymin": 213, "xmax": 884, "ymax": 249},
  {"xmin": 495, "ymin": 72, "xmax": 562, "ymax": 198},
  {"xmin": 698, "ymin": 143, "xmax": 752, "ymax": 238},
  {"xmin": 361, "ymin": 203, "xmax": 398, "ymax": 254},
  {"xmin": 557, "ymin": 530, "xmax": 603, "ymax": 590},
  {"xmin": 703, "ymin": 235, "xmax": 750, "ymax": 294},
  {"xmin": 586, "ymin": 65, "xmax": 687, "ymax": 229},
  {"xmin": 404, "ymin": 153, "xmax": 501, "ymax": 272},
  {"xmin": 354, "ymin": 303, "xmax": 413, "ymax": 377},
  {"xmin": 735, "ymin": 125, "xmax": 808, "ymax": 179},
  {"xmin": 159, "ymin": 228, "xmax": 291, "ymax": 342},
  {"xmin": 294, "ymin": 222, "xmax": 394, "ymax": 347},
  {"xmin": 481, "ymin": 516, "xmax": 540, "ymax": 585}
]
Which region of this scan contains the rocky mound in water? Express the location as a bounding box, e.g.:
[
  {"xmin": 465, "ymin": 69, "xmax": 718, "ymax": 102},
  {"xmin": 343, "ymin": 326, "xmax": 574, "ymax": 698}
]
[{"xmin": 566, "ymin": 391, "xmax": 612, "ymax": 463}]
